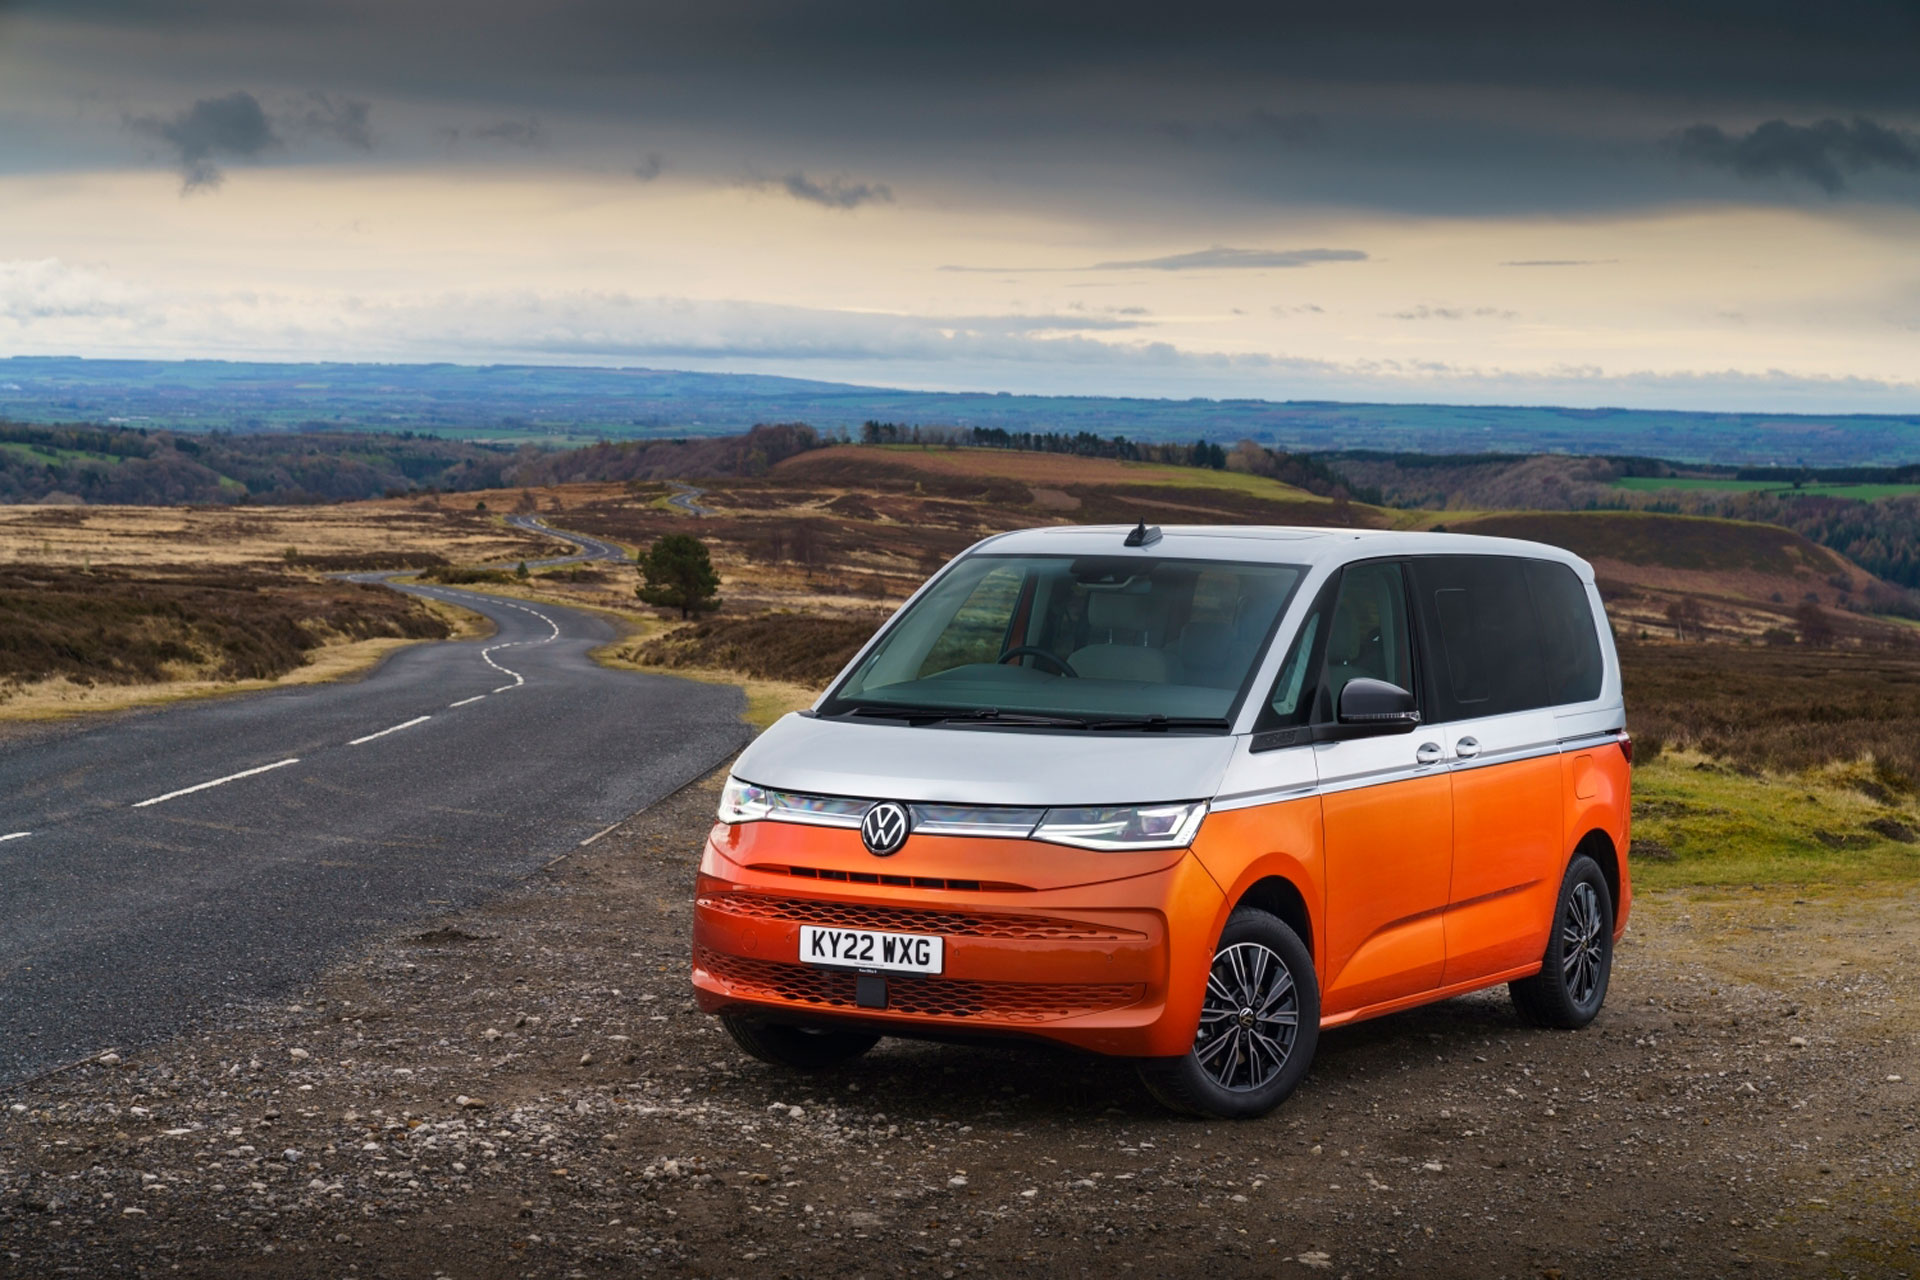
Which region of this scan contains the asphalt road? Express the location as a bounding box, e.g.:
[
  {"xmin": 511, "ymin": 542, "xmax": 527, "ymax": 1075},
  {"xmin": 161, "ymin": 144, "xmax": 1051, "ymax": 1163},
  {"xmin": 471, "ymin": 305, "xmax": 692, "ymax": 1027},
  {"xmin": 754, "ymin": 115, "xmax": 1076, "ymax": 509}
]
[{"xmin": 0, "ymin": 526, "xmax": 750, "ymax": 1086}]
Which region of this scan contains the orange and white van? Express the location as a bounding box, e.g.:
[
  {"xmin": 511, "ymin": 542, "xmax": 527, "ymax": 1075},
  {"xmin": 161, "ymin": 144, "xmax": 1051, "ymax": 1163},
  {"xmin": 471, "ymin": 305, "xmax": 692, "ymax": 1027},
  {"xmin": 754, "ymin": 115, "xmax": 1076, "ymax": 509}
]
[{"xmin": 692, "ymin": 524, "xmax": 1631, "ymax": 1117}]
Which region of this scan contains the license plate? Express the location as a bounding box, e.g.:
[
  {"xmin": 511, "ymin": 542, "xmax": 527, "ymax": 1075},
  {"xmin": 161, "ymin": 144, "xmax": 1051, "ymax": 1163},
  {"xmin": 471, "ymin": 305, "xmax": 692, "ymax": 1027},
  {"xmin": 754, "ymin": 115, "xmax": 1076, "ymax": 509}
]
[{"xmin": 799, "ymin": 925, "xmax": 944, "ymax": 975}]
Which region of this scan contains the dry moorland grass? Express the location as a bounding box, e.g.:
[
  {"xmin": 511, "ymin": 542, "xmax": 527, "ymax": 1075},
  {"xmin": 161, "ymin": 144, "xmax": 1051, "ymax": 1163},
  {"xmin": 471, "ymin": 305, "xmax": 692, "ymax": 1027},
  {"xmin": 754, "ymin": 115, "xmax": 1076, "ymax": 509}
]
[{"xmin": 0, "ymin": 499, "xmax": 559, "ymax": 570}]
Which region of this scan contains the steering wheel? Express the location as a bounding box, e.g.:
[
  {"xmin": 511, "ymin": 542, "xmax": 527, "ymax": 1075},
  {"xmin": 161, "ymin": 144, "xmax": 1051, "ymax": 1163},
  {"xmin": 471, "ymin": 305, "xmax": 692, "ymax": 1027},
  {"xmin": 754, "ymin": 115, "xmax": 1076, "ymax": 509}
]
[{"xmin": 998, "ymin": 646, "xmax": 1078, "ymax": 677}]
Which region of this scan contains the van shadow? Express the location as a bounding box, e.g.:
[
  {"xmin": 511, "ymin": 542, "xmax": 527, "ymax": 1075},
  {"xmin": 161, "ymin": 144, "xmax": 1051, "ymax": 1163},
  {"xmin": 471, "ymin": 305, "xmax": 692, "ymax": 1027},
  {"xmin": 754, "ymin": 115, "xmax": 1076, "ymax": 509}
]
[{"xmin": 744, "ymin": 989, "xmax": 1536, "ymax": 1126}]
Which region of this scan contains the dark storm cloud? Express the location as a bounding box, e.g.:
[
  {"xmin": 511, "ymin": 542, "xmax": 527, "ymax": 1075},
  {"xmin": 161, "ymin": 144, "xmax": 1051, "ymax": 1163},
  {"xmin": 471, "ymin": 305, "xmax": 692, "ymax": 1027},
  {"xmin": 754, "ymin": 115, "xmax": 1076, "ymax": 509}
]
[
  {"xmin": 752, "ymin": 171, "xmax": 893, "ymax": 209},
  {"xmin": 126, "ymin": 90, "xmax": 279, "ymax": 190},
  {"xmin": 23, "ymin": 1, "xmax": 1920, "ymax": 212},
  {"xmin": 1670, "ymin": 117, "xmax": 1920, "ymax": 193},
  {"xmin": 293, "ymin": 93, "xmax": 373, "ymax": 149}
]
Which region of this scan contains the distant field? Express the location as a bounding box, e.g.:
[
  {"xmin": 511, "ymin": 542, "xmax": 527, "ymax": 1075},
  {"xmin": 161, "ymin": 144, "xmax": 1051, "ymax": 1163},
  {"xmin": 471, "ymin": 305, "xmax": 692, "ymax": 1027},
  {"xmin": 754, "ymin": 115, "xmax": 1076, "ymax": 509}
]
[
  {"xmin": 8, "ymin": 354, "xmax": 1920, "ymax": 465},
  {"xmin": 1613, "ymin": 476, "xmax": 1920, "ymax": 500}
]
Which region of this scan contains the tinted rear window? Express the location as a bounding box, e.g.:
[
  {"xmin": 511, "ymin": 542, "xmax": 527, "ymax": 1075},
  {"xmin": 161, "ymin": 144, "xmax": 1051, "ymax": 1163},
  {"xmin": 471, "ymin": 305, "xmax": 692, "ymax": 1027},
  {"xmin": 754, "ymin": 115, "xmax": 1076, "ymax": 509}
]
[
  {"xmin": 1524, "ymin": 559, "xmax": 1604, "ymax": 705},
  {"xmin": 1411, "ymin": 556, "xmax": 1547, "ymax": 720}
]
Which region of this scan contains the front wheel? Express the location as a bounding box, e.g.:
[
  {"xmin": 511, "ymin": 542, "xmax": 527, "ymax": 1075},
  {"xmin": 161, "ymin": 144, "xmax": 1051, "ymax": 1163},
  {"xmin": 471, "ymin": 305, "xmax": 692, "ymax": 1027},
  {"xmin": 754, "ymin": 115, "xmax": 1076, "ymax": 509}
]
[
  {"xmin": 1510, "ymin": 854, "xmax": 1614, "ymax": 1029},
  {"xmin": 720, "ymin": 1014, "xmax": 881, "ymax": 1069},
  {"xmin": 1136, "ymin": 907, "xmax": 1319, "ymax": 1118}
]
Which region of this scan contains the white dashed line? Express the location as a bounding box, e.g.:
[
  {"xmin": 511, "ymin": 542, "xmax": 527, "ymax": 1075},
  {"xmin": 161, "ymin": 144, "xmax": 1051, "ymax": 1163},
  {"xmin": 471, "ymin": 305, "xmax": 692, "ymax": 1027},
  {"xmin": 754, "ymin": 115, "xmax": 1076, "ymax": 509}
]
[
  {"xmin": 491, "ymin": 685, "xmax": 518, "ymax": 694},
  {"xmin": 132, "ymin": 758, "xmax": 301, "ymax": 809},
  {"xmin": 349, "ymin": 716, "xmax": 431, "ymax": 746},
  {"xmin": 448, "ymin": 695, "xmax": 488, "ymax": 708},
  {"xmin": 1, "ymin": 831, "xmax": 31, "ymax": 843}
]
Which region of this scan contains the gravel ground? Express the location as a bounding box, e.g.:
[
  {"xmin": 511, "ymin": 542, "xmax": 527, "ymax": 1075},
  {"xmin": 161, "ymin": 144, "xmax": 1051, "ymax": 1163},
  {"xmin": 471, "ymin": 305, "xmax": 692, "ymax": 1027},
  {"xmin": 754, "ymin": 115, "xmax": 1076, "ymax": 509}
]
[{"xmin": 3, "ymin": 766, "xmax": 1916, "ymax": 1279}]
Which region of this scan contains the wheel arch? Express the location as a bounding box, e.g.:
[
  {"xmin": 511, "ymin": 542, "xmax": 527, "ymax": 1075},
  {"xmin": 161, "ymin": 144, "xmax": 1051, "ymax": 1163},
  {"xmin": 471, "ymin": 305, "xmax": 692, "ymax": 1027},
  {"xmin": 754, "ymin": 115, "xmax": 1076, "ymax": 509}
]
[
  {"xmin": 1232, "ymin": 875, "xmax": 1315, "ymax": 962},
  {"xmin": 1573, "ymin": 827, "xmax": 1620, "ymax": 916}
]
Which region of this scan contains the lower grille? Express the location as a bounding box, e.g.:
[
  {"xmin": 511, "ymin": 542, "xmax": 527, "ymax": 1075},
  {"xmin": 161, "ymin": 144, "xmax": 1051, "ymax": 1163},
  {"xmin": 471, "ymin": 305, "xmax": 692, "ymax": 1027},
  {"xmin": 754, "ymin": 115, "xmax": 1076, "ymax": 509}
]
[
  {"xmin": 698, "ymin": 892, "xmax": 1145, "ymax": 941},
  {"xmin": 696, "ymin": 947, "xmax": 1142, "ymax": 1024}
]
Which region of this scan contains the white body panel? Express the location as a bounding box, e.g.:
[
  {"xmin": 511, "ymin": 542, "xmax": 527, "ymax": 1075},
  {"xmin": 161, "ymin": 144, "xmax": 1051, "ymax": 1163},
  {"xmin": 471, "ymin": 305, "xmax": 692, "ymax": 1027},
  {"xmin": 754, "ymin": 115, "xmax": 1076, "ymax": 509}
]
[
  {"xmin": 737, "ymin": 524, "xmax": 1626, "ymax": 810},
  {"xmin": 731, "ymin": 712, "xmax": 1237, "ymax": 807}
]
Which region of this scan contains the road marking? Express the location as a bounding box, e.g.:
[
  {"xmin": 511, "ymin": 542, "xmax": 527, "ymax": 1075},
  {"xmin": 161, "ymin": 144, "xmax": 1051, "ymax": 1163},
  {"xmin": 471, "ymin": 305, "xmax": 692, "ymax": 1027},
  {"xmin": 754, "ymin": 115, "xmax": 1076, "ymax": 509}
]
[
  {"xmin": 349, "ymin": 715, "xmax": 431, "ymax": 746},
  {"xmin": 132, "ymin": 758, "xmax": 301, "ymax": 809},
  {"xmin": 579, "ymin": 821, "xmax": 622, "ymax": 847},
  {"xmin": 448, "ymin": 695, "xmax": 488, "ymax": 708},
  {"xmin": 492, "ymin": 685, "xmax": 517, "ymax": 694},
  {"xmin": 1, "ymin": 832, "xmax": 31, "ymax": 842}
]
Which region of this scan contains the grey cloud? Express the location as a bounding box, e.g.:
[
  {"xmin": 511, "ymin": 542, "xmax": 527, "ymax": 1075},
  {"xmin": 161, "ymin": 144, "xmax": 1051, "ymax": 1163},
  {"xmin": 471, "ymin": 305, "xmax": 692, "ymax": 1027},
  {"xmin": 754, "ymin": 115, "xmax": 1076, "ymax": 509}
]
[
  {"xmin": 127, "ymin": 90, "xmax": 279, "ymax": 190},
  {"xmin": 759, "ymin": 170, "xmax": 893, "ymax": 209},
  {"xmin": 634, "ymin": 152, "xmax": 663, "ymax": 181},
  {"xmin": 466, "ymin": 117, "xmax": 546, "ymax": 148},
  {"xmin": 1091, "ymin": 247, "xmax": 1365, "ymax": 271},
  {"xmin": 292, "ymin": 93, "xmax": 372, "ymax": 149},
  {"xmin": 1670, "ymin": 117, "xmax": 1920, "ymax": 193},
  {"xmin": 1392, "ymin": 304, "xmax": 1517, "ymax": 321}
]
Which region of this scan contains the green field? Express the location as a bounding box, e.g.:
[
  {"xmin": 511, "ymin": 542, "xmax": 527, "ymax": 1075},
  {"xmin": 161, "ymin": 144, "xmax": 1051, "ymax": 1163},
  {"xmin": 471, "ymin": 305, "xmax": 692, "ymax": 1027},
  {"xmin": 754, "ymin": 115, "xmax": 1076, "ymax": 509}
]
[{"xmin": 1613, "ymin": 476, "xmax": 1920, "ymax": 500}]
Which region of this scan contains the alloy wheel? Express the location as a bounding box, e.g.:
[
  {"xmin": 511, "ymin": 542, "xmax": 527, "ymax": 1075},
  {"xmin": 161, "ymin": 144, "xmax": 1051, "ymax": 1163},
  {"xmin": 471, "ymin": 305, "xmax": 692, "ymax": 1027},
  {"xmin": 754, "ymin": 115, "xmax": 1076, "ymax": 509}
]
[
  {"xmin": 1194, "ymin": 941, "xmax": 1300, "ymax": 1092},
  {"xmin": 1562, "ymin": 880, "xmax": 1605, "ymax": 1005}
]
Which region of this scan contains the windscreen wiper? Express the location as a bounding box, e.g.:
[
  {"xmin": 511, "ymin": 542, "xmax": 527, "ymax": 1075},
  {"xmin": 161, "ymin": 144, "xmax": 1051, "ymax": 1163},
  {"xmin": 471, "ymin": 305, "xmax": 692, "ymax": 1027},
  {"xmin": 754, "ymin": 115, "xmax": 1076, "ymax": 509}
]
[
  {"xmin": 844, "ymin": 705, "xmax": 1089, "ymax": 729},
  {"xmin": 1081, "ymin": 715, "xmax": 1233, "ymax": 732}
]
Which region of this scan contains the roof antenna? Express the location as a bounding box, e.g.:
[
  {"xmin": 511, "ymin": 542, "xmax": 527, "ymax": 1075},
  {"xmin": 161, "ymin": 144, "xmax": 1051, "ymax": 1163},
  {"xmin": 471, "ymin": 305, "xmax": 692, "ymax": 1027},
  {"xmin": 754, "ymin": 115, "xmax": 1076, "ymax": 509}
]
[{"xmin": 1124, "ymin": 520, "xmax": 1162, "ymax": 548}]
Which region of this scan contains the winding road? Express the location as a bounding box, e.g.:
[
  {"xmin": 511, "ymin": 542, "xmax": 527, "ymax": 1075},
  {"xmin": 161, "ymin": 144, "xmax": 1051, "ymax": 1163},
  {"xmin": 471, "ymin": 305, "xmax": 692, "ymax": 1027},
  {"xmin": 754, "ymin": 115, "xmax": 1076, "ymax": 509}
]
[{"xmin": 0, "ymin": 524, "xmax": 750, "ymax": 1087}]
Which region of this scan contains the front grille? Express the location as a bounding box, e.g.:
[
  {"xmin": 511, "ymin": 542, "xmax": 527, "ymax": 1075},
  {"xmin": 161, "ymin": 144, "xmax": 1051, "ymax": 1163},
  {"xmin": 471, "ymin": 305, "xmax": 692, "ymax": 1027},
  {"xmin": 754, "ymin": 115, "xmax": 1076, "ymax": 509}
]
[
  {"xmin": 750, "ymin": 863, "xmax": 1034, "ymax": 894},
  {"xmin": 696, "ymin": 947, "xmax": 1142, "ymax": 1024},
  {"xmin": 699, "ymin": 892, "xmax": 1145, "ymax": 942}
]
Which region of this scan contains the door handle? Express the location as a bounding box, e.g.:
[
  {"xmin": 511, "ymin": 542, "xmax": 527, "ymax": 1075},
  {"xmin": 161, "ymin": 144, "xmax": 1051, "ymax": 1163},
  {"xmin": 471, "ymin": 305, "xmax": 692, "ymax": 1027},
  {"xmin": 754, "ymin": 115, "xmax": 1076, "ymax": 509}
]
[
  {"xmin": 1454, "ymin": 736, "xmax": 1481, "ymax": 759},
  {"xmin": 1415, "ymin": 742, "xmax": 1443, "ymax": 765}
]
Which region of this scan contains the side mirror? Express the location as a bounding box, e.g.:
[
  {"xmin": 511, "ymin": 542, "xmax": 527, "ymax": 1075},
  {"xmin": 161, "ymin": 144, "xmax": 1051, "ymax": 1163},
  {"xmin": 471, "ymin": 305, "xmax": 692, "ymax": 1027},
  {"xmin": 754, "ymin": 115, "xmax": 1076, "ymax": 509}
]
[{"xmin": 1315, "ymin": 678, "xmax": 1421, "ymax": 741}]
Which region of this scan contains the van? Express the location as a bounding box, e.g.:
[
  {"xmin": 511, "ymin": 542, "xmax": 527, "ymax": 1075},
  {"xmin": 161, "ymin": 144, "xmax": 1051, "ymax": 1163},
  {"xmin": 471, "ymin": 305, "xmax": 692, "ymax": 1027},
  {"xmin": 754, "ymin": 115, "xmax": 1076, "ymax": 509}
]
[{"xmin": 692, "ymin": 524, "xmax": 1631, "ymax": 1117}]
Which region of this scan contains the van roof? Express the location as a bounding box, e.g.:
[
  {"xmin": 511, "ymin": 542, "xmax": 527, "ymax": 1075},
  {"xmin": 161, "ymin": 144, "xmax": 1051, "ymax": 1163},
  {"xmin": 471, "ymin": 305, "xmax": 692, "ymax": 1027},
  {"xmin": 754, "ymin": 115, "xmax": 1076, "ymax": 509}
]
[{"xmin": 973, "ymin": 524, "xmax": 1596, "ymax": 581}]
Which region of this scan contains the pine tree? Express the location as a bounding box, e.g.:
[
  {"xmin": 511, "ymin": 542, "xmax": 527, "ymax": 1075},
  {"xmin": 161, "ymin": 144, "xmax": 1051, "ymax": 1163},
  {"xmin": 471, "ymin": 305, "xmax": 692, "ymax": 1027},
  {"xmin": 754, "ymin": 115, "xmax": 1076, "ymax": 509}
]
[{"xmin": 637, "ymin": 534, "xmax": 722, "ymax": 619}]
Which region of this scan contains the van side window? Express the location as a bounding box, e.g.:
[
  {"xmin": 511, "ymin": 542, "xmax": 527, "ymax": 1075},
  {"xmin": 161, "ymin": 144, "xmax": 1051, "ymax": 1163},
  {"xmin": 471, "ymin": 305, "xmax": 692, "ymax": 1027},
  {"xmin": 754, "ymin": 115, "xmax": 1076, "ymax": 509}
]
[
  {"xmin": 1267, "ymin": 612, "xmax": 1321, "ymax": 722},
  {"xmin": 1314, "ymin": 562, "xmax": 1412, "ymax": 722},
  {"xmin": 1524, "ymin": 560, "xmax": 1604, "ymax": 704},
  {"xmin": 1410, "ymin": 556, "xmax": 1546, "ymax": 721}
]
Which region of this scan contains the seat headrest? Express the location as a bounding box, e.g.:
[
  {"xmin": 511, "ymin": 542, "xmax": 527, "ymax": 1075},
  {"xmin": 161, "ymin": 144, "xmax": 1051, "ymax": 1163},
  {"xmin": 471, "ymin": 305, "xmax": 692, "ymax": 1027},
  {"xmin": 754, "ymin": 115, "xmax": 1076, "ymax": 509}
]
[{"xmin": 1087, "ymin": 589, "xmax": 1160, "ymax": 636}]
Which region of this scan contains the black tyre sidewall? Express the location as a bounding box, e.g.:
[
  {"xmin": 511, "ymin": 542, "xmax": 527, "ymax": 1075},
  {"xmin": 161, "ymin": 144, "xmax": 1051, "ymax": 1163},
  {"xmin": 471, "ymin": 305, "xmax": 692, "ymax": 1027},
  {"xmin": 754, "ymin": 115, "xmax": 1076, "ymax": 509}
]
[
  {"xmin": 1521, "ymin": 854, "xmax": 1615, "ymax": 1029},
  {"xmin": 721, "ymin": 1014, "xmax": 880, "ymax": 1070},
  {"xmin": 1137, "ymin": 907, "xmax": 1319, "ymax": 1119}
]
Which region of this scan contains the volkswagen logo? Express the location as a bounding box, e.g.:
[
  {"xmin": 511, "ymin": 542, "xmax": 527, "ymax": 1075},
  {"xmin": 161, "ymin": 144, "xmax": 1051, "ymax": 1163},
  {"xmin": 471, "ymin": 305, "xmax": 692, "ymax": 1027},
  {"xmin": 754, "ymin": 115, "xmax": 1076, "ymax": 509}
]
[{"xmin": 860, "ymin": 801, "xmax": 911, "ymax": 857}]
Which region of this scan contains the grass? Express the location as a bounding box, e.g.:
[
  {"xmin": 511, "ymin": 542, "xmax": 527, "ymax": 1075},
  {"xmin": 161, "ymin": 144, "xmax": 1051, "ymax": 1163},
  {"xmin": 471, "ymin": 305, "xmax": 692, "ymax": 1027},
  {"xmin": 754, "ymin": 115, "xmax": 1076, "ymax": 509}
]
[
  {"xmin": 1631, "ymin": 751, "xmax": 1920, "ymax": 888},
  {"xmin": 0, "ymin": 565, "xmax": 451, "ymax": 686},
  {"xmin": 1453, "ymin": 509, "xmax": 1830, "ymax": 576},
  {"xmin": 1613, "ymin": 477, "xmax": 1920, "ymax": 500}
]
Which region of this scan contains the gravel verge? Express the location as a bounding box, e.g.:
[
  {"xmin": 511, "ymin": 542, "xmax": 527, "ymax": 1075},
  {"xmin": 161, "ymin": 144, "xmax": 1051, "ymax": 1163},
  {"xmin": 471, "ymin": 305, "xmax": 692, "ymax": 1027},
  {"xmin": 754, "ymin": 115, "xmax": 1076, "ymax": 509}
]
[{"xmin": 3, "ymin": 767, "xmax": 1916, "ymax": 1279}]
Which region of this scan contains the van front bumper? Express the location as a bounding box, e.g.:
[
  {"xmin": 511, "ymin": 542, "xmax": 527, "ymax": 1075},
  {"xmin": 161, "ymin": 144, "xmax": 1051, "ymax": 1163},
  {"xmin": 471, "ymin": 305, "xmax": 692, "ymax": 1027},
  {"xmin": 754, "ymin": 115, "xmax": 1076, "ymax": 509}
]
[{"xmin": 691, "ymin": 819, "xmax": 1226, "ymax": 1059}]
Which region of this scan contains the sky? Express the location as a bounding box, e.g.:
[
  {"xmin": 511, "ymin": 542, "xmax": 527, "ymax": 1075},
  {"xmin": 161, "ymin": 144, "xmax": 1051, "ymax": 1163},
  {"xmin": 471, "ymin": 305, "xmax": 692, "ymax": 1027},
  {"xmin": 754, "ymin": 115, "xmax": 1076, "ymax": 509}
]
[{"xmin": 1, "ymin": 1, "xmax": 1918, "ymax": 412}]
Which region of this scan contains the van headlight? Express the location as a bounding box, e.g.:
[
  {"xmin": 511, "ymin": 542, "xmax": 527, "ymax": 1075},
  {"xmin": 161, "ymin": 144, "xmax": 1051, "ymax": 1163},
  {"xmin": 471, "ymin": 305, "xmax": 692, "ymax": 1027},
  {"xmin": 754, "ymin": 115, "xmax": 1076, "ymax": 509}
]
[
  {"xmin": 717, "ymin": 775, "xmax": 774, "ymax": 824},
  {"xmin": 1031, "ymin": 801, "xmax": 1208, "ymax": 851}
]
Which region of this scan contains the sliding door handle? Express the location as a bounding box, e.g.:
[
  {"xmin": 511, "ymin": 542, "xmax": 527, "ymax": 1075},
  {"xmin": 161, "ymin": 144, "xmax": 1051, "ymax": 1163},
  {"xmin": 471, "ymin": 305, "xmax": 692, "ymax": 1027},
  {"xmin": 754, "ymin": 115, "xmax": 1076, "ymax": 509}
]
[
  {"xmin": 1415, "ymin": 742, "xmax": 1444, "ymax": 765},
  {"xmin": 1453, "ymin": 736, "xmax": 1481, "ymax": 759}
]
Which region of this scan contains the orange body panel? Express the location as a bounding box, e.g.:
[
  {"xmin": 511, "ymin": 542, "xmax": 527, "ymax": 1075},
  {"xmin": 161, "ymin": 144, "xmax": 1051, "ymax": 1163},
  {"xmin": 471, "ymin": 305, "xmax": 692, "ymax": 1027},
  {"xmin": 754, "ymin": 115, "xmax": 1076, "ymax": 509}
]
[
  {"xmin": 1319, "ymin": 774, "xmax": 1452, "ymax": 1015},
  {"xmin": 691, "ymin": 739, "xmax": 1634, "ymax": 1060},
  {"xmin": 1566, "ymin": 743, "xmax": 1634, "ymax": 938},
  {"xmin": 692, "ymin": 819, "xmax": 1224, "ymax": 1057},
  {"xmin": 1442, "ymin": 754, "xmax": 1565, "ymax": 986}
]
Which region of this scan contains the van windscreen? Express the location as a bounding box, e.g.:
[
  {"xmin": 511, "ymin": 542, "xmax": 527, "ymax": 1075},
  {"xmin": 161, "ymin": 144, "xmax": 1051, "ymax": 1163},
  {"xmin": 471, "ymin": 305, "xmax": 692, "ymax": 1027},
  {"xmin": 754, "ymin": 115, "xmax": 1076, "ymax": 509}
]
[{"xmin": 821, "ymin": 554, "xmax": 1306, "ymax": 728}]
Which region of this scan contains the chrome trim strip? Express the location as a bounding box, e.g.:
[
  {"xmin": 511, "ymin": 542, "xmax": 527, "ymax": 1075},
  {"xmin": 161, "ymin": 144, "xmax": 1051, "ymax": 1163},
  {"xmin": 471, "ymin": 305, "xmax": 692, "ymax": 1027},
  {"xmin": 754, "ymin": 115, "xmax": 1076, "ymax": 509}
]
[
  {"xmin": 1447, "ymin": 741, "xmax": 1563, "ymax": 772},
  {"xmin": 1316, "ymin": 763, "xmax": 1443, "ymax": 796},
  {"xmin": 1557, "ymin": 730, "xmax": 1626, "ymax": 751},
  {"xmin": 1211, "ymin": 783, "xmax": 1321, "ymax": 813}
]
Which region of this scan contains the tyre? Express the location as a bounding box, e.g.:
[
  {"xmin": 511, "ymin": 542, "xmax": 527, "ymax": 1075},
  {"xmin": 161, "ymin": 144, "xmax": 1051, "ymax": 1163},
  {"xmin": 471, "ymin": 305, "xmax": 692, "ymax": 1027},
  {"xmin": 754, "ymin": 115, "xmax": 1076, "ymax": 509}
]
[
  {"xmin": 720, "ymin": 1014, "xmax": 881, "ymax": 1070},
  {"xmin": 1510, "ymin": 854, "xmax": 1614, "ymax": 1029},
  {"xmin": 1136, "ymin": 907, "xmax": 1319, "ymax": 1119}
]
